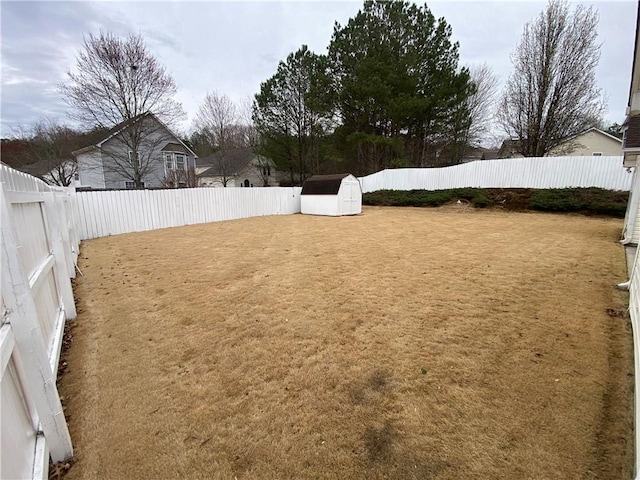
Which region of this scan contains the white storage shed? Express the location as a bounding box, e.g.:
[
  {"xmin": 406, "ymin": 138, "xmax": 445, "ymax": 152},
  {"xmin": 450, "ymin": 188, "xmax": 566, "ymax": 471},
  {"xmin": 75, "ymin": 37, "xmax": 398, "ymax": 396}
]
[{"xmin": 300, "ymin": 174, "xmax": 362, "ymax": 216}]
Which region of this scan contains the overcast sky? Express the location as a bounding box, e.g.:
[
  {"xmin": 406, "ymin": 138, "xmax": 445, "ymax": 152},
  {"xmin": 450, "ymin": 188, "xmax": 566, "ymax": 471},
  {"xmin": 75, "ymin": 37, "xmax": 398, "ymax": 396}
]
[{"xmin": 1, "ymin": 0, "xmax": 637, "ymax": 140}]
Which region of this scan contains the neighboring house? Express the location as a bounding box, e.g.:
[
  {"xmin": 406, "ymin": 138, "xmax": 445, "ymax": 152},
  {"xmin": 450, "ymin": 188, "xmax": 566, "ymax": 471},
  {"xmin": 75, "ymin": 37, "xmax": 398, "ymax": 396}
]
[
  {"xmin": 498, "ymin": 128, "xmax": 622, "ymax": 158},
  {"xmin": 497, "ymin": 139, "xmax": 524, "ymax": 158},
  {"xmin": 13, "ymin": 159, "xmax": 81, "ymax": 187},
  {"xmin": 197, "ymin": 147, "xmax": 278, "ymax": 187},
  {"xmin": 31, "ymin": 160, "xmax": 80, "ymax": 187},
  {"xmin": 459, "ymin": 146, "xmax": 499, "ymax": 163},
  {"xmin": 548, "ymin": 128, "xmax": 622, "ymax": 156},
  {"xmin": 72, "ymin": 112, "xmax": 197, "ymax": 189},
  {"xmin": 481, "ymin": 150, "xmax": 499, "ymax": 160}
]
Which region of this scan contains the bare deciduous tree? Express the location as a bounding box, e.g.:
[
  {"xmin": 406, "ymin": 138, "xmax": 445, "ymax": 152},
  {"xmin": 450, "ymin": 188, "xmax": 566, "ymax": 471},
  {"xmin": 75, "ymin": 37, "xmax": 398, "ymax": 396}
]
[
  {"xmin": 252, "ymin": 157, "xmax": 274, "ymax": 187},
  {"xmin": 193, "ymin": 92, "xmax": 238, "ymax": 148},
  {"xmin": 237, "ymin": 96, "xmax": 259, "ymax": 147},
  {"xmin": 28, "ymin": 118, "xmax": 79, "ymax": 186},
  {"xmin": 161, "ymin": 166, "xmax": 198, "ymax": 188},
  {"xmin": 467, "ymin": 64, "xmax": 499, "ymax": 147},
  {"xmin": 497, "ymin": 0, "xmax": 605, "ymax": 157},
  {"xmin": 60, "ymin": 32, "xmax": 184, "ymax": 187},
  {"xmin": 192, "ymin": 92, "xmax": 256, "ymax": 187}
]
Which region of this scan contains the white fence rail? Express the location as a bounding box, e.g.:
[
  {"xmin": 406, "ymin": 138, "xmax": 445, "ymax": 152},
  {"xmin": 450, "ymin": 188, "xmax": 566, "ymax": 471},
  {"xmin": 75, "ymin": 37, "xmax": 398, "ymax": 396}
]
[
  {"xmin": 358, "ymin": 156, "xmax": 631, "ymax": 193},
  {"xmin": 72, "ymin": 187, "xmax": 302, "ymax": 240},
  {"xmin": 1, "ymin": 165, "xmax": 79, "ymax": 480}
]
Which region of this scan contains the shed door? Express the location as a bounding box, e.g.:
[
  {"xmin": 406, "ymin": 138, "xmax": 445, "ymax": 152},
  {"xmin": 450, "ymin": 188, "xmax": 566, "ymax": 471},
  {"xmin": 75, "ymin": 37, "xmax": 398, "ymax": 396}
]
[{"xmin": 342, "ymin": 182, "xmax": 359, "ymax": 215}]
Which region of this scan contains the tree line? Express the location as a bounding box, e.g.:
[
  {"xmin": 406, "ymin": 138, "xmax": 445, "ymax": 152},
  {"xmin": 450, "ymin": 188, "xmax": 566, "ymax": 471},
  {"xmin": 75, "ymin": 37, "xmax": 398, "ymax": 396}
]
[
  {"xmin": 253, "ymin": 1, "xmax": 490, "ymax": 183},
  {"xmin": 1, "ymin": 0, "xmax": 611, "ymax": 187}
]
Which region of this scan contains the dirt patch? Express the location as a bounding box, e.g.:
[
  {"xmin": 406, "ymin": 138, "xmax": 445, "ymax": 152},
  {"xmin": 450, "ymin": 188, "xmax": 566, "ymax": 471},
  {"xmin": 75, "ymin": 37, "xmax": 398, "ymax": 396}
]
[{"xmin": 58, "ymin": 206, "xmax": 633, "ymax": 479}]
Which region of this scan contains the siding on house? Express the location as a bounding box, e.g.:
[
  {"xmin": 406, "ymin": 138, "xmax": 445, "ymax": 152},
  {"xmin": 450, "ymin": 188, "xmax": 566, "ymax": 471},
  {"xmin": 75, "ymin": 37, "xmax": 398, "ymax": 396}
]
[
  {"xmin": 235, "ymin": 161, "xmax": 277, "ymax": 187},
  {"xmin": 100, "ymin": 116, "xmax": 196, "ymax": 189},
  {"xmin": 77, "ymin": 150, "xmax": 105, "ymax": 188},
  {"xmin": 75, "ymin": 113, "xmax": 197, "ymax": 189},
  {"xmin": 198, "ymin": 152, "xmax": 277, "ymax": 187},
  {"xmin": 41, "ymin": 162, "xmax": 82, "ymax": 188},
  {"xmin": 632, "ymin": 202, "xmax": 640, "ymax": 244},
  {"xmin": 500, "ymin": 129, "xmax": 622, "ymax": 158},
  {"xmin": 549, "ymin": 129, "xmax": 622, "ymax": 156}
]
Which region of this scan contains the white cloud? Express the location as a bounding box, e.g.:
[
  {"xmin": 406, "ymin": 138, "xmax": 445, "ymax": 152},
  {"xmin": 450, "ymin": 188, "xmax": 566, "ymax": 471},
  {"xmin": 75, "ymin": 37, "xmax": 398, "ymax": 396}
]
[{"xmin": 1, "ymin": 0, "xmax": 636, "ymax": 137}]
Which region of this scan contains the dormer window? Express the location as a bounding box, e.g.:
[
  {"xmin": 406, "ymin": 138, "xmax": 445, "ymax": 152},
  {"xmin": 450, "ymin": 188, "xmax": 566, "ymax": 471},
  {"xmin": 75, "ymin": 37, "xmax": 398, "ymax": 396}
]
[{"xmin": 164, "ymin": 152, "xmax": 187, "ymax": 173}]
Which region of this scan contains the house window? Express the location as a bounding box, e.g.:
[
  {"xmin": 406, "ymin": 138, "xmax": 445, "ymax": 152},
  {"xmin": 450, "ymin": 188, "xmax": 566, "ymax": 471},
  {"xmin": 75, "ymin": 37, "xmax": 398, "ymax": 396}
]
[
  {"xmin": 125, "ymin": 181, "xmax": 145, "ymax": 189},
  {"xmin": 128, "ymin": 150, "xmax": 140, "ymax": 167},
  {"xmin": 164, "ymin": 153, "xmax": 174, "ymax": 171},
  {"xmin": 175, "ymin": 154, "xmax": 185, "ymax": 170},
  {"xmin": 592, "ymin": 152, "xmax": 603, "ymax": 156},
  {"xmin": 74, "ymin": 172, "xmax": 80, "ymax": 181},
  {"xmin": 244, "ymin": 179, "xmax": 250, "ymax": 187},
  {"xmin": 267, "ymin": 166, "xmax": 271, "ymax": 176},
  {"xmin": 164, "ymin": 152, "xmax": 187, "ymax": 175}
]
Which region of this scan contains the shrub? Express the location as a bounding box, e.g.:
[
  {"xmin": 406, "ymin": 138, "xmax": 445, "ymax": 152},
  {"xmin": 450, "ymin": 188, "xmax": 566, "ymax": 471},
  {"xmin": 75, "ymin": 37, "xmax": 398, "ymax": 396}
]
[
  {"xmin": 471, "ymin": 194, "xmax": 491, "ymax": 208},
  {"xmin": 363, "ymin": 187, "xmax": 627, "ymax": 217},
  {"xmin": 530, "ymin": 189, "xmax": 583, "ymax": 212}
]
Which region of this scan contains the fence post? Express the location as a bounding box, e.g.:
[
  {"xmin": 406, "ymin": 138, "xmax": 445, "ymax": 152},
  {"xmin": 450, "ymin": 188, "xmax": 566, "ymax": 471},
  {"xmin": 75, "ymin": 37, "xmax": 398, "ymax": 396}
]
[
  {"xmin": 0, "ymin": 189, "xmax": 73, "ymax": 463},
  {"xmin": 55, "ymin": 191, "xmax": 76, "ymax": 279}
]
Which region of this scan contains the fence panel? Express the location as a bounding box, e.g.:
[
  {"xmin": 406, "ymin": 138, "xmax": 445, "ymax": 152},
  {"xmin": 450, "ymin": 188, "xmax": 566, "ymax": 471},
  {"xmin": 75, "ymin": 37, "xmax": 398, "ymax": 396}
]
[
  {"xmin": 1, "ymin": 165, "xmax": 79, "ymax": 479},
  {"xmin": 73, "ymin": 187, "xmax": 303, "ymax": 240},
  {"xmin": 628, "ymin": 249, "xmax": 640, "ymax": 479},
  {"xmin": 358, "ymin": 156, "xmax": 631, "ymax": 193}
]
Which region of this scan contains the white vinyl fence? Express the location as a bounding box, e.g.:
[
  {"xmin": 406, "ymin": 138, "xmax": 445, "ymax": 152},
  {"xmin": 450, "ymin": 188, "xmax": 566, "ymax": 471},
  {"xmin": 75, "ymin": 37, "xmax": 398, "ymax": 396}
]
[
  {"xmin": 1, "ymin": 165, "xmax": 79, "ymax": 480},
  {"xmin": 628, "ymin": 249, "xmax": 640, "ymax": 480},
  {"xmin": 359, "ymin": 156, "xmax": 631, "ymax": 193},
  {"xmin": 3, "ymin": 158, "xmax": 640, "ymax": 478},
  {"xmin": 73, "ymin": 187, "xmax": 302, "ymax": 240}
]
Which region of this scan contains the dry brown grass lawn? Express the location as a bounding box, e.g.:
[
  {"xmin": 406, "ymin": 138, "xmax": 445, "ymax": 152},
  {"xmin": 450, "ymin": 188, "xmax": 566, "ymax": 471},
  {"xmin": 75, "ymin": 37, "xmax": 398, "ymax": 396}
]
[{"xmin": 59, "ymin": 206, "xmax": 633, "ymax": 480}]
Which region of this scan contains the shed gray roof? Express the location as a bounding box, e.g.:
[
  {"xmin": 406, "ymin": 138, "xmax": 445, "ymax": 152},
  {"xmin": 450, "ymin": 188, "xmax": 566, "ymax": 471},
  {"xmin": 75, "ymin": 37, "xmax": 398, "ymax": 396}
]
[{"xmin": 301, "ymin": 174, "xmax": 351, "ymax": 195}]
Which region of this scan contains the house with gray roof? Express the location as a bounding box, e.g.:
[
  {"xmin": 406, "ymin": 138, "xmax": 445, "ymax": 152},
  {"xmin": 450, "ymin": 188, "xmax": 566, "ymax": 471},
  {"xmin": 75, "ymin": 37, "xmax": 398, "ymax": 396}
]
[
  {"xmin": 73, "ymin": 112, "xmax": 197, "ymax": 189},
  {"xmin": 197, "ymin": 147, "xmax": 277, "ymax": 187}
]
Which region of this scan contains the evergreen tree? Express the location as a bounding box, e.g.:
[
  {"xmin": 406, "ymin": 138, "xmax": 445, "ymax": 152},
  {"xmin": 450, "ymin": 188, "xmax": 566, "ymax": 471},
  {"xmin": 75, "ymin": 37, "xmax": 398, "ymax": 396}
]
[
  {"xmin": 328, "ymin": 0, "xmax": 473, "ymax": 171},
  {"xmin": 253, "ymin": 46, "xmax": 332, "ymax": 185}
]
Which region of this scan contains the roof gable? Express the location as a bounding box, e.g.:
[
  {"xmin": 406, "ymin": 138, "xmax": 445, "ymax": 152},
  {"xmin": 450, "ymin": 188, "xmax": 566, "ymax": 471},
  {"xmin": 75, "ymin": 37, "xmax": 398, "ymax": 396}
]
[
  {"xmin": 72, "ymin": 112, "xmax": 197, "ymax": 158},
  {"xmin": 571, "ymin": 127, "xmax": 622, "ymax": 144},
  {"xmin": 301, "ymin": 174, "xmax": 351, "ymax": 195}
]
